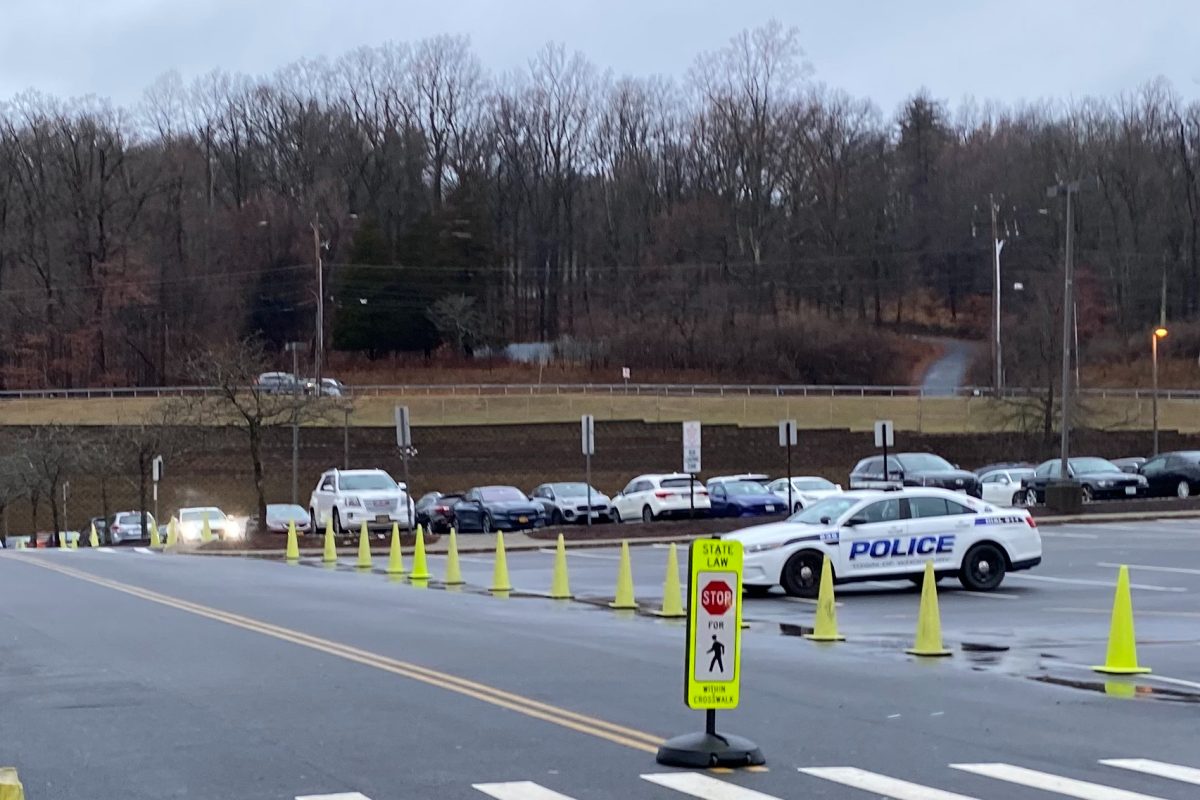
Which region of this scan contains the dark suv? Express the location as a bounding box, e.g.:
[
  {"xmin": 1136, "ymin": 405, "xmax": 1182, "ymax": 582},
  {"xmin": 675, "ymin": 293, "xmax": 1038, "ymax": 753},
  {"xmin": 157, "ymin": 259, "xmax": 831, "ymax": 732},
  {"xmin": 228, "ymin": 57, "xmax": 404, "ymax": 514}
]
[
  {"xmin": 1021, "ymin": 457, "xmax": 1148, "ymax": 505},
  {"xmin": 849, "ymin": 452, "xmax": 981, "ymax": 498}
]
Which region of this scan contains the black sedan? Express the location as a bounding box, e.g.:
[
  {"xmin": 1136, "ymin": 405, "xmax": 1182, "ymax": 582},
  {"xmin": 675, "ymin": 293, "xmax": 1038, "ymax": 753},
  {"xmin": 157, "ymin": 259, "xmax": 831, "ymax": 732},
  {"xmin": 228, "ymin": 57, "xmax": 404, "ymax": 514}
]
[
  {"xmin": 849, "ymin": 452, "xmax": 982, "ymax": 498},
  {"xmin": 453, "ymin": 486, "xmax": 546, "ymax": 533},
  {"xmin": 415, "ymin": 492, "xmax": 463, "ymax": 533},
  {"xmin": 1139, "ymin": 451, "xmax": 1200, "ymax": 498},
  {"xmin": 1022, "ymin": 457, "xmax": 1148, "ymax": 504}
]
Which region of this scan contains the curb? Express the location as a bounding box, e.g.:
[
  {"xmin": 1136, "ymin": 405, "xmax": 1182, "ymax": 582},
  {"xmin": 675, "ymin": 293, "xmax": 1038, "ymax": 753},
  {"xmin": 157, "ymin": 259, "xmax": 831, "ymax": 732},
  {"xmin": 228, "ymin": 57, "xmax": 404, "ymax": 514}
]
[{"xmin": 1037, "ymin": 509, "xmax": 1200, "ymax": 525}]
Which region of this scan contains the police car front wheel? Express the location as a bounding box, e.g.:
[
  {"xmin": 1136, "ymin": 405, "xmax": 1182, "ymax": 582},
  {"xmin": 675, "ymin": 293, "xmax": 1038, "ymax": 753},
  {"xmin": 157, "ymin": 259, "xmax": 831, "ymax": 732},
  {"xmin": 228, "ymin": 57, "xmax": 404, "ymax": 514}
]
[
  {"xmin": 959, "ymin": 543, "xmax": 1007, "ymax": 591},
  {"xmin": 781, "ymin": 551, "xmax": 824, "ymax": 598}
]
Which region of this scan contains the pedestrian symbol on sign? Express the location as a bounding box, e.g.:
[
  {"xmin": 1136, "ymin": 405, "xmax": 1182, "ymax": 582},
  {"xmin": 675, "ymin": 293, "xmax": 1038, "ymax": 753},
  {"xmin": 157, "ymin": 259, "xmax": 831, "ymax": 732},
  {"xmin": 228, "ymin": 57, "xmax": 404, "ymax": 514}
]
[{"xmin": 707, "ymin": 635, "xmax": 725, "ymax": 673}]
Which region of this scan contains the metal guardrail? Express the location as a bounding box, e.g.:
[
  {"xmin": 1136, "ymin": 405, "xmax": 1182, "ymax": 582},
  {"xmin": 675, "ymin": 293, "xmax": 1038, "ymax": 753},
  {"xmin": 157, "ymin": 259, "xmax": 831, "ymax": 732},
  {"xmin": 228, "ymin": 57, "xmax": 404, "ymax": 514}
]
[{"xmin": 2, "ymin": 383, "xmax": 1200, "ymax": 401}]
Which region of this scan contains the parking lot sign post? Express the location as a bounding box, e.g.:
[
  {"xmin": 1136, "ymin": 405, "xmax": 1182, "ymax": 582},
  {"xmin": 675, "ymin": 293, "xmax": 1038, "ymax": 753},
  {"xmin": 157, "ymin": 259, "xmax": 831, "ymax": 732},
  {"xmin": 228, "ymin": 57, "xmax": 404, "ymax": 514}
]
[
  {"xmin": 581, "ymin": 414, "xmax": 595, "ymax": 527},
  {"xmin": 395, "ymin": 406, "xmax": 414, "ymax": 530},
  {"xmin": 874, "ymin": 419, "xmax": 895, "ymax": 480},
  {"xmin": 657, "ymin": 538, "xmax": 763, "ymax": 767},
  {"xmin": 778, "ymin": 420, "xmax": 797, "ymax": 511},
  {"xmin": 683, "ymin": 421, "xmax": 701, "ymax": 517},
  {"xmin": 152, "ymin": 455, "xmax": 164, "ymax": 524}
]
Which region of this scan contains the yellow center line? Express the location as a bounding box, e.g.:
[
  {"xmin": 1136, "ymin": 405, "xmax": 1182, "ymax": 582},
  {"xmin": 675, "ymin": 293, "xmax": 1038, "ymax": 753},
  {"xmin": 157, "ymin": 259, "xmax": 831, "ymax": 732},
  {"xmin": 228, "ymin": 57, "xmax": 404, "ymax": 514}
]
[{"xmin": 8, "ymin": 555, "xmax": 663, "ymax": 753}]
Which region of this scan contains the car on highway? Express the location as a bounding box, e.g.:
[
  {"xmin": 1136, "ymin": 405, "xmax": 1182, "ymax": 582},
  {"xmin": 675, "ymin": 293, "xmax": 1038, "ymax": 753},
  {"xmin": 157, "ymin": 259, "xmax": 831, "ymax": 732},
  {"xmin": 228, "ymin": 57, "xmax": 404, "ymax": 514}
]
[
  {"xmin": 1138, "ymin": 451, "xmax": 1200, "ymax": 498},
  {"xmin": 725, "ymin": 488, "xmax": 1041, "ymax": 598},
  {"xmin": 177, "ymin": 507, "xmax": 241, "ymax": 541},
  {"xmin": 611, "ymin": 473, "xmax": 711, "ymax": 523},
  {"xmin": 1021, "ymin": 457, "xmax": 1149, "ymax": 505},
  {"xmin": 305, "ymin": 377, "xmax": 346, "ymax": 397},
  {"xmin": 530, "ymin": 482, "xmax": 614, "ymax": 525},
  {"xmin": 707, "ymin": 479, "xmax": 785, "ymax": 518},
  {"xmin": 978, "ymin": 467, "xmax": 1035, "ymax": 507},
  {"xmin": 309, "ymin": 468, "xmax": 414, "ymax": 534},
  {"xmin": 106, "ymin": 511, "xmax": 157, "ymax": 545},
  {"xmin": 849, "ymin": 452, "xmax": 981, "ymax": 497},
  {"xmin": 414, "ymin": 492, "xmax": 463, "ymax": 533},
  {"xmin": 453, "ymin": 486, "xmax": 545, "ymax": 533},
  {"xmin": 256, "ymin": 371, "xmax": 304, "ymax": 395},
  {"xmin": 765, "ymin": 476, "xmax": 842, "ymax": 513}
]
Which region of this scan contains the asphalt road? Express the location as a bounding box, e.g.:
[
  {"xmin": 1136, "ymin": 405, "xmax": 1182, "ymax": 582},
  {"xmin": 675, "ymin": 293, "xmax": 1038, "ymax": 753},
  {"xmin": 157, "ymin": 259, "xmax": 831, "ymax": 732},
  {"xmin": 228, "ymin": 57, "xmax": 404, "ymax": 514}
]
[
  {"xmin": 3, "ymin": 522, "xmax": 1200, "ymax": 800},
  {"xmin": 920, "ymin": 338, "xmax": 978, "ymax": 396}
]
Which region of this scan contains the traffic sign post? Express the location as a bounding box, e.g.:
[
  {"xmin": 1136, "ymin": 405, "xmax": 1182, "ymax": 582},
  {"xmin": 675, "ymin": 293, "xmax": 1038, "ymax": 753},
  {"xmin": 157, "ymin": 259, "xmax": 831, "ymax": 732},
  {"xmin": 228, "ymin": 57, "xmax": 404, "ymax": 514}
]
[
  {"xmin": 581, "ymin": 415, "xmax": 595, "ymax": 528},
  {"xmin": 778, "ymin": 420, "xmax": 797, "ymax": 512},
  {"xmin": 395, "ymin": 406, "xmax": 414, "ymax": 529},
  {"xmin": 682, "ymin": 421, "xmax": 701, "ymax": 518},
  {"xmin": 657, "ymin": 538, "xmax": 764, "ymax": 768},
  {"xmin": 874, "ymin": 419, "xmax": 895, "ymax": 481},
  {"xmin": 152, "ymin": 455, "xmax": 163, "ymax": 524}
]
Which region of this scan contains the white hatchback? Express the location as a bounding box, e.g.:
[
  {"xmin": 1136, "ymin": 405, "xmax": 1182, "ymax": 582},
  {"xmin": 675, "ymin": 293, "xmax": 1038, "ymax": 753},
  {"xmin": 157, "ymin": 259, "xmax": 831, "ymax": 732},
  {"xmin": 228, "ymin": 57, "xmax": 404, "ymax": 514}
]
[
  {"xmin": 611, "ymin": 473, "xmax": 711, "ymax": 523},
  {"xmin": 309, "ymin": 469, "xmax": 413, "ymax": 533},
  {"xmin": 724, "ymin": 488, "xmax": 1041, "ymax": 597}
]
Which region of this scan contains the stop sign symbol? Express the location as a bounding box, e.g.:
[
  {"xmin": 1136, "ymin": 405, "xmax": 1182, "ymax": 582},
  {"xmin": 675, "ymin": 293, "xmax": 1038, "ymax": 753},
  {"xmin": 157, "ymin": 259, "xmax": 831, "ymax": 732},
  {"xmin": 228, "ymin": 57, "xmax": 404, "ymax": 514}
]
[{"xmin": 701, "ymin": 580, "xmax": 733, "ymax": 615}]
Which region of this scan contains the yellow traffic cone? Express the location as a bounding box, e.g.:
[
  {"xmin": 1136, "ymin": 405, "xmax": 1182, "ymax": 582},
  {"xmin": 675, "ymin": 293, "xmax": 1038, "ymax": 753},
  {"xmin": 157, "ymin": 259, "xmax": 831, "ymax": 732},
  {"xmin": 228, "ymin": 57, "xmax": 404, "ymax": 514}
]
[
  {"xmin": 165, "ymin": 518, "xmax": 178, "ymax": 549},
  {"xmin": 285, "ymin": 520, "xmax": 300, "ymax": 562},
  {"xmin": 906, "ymin": 561, "xmax": 951, "ymax": 656},
  {"xmin": 1093, "ymin": 565, "xmax": 1151, "ymax": 674},
  {"xmin": 15, "ymin": 539, "xmax": 25, "ymax": 550},
  {"xmin": 1, "ymin": 766, "xmax": 25, "ymax": 800},
  {"xmin": 549, "ymin": 533, "xmax": 572, "ymax": 599},
  {"xmin": 609, "ymin": 540, "xmax": 638, "ymax": 610},
  {"xmin": 150, "ymin": 520, "xmax": 162, "ymax": 550},
  {"xmin": 804, "ymin": 555, "xmax": 844, "ymax": 641},
  {"xmin": 409, "ymin": 524, "xmax": 431, "ymax": 586},
  {"xmin": 490, "ymin": 531, "xmax": 513, "ymax": 594},
  {"xmin": 322, "ymin": 517, "xmax": 337, "ymax": 564},
  {"xmin": 88, "ymin": 524, "xmax": 99, "ymax": 548},
  {"xmin": 356, "ymin": 522, "xmax": 373, "ymax": 570},
  {"xmin": 69, "ymin": 533, "xmax": 78, "ymax": 550},
  {"xmin": 58, "ymin": 532, "xmax": 66, "ymax": 550},
  {"xmin": 386, "ymin": 523, "xmax": 406, "ymax": 575},
  {"xmin": 653, "ymin": 543, "xmax": 685, "ymax": 617},
  {"xmin": 200, "ymin": 518, "xmax": 213, "ymax": 544},
  {"xmin": 443, "ymin": 527, "xmax": 465, "ymax": 586}
]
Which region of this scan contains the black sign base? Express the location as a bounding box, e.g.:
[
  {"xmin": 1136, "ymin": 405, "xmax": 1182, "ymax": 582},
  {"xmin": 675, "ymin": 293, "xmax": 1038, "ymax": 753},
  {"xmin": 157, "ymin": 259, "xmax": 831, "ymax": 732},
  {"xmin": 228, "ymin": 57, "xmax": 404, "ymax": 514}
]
[{"xmin": 655, "ymin": 730, "xmax": 765, "ymax": 768}]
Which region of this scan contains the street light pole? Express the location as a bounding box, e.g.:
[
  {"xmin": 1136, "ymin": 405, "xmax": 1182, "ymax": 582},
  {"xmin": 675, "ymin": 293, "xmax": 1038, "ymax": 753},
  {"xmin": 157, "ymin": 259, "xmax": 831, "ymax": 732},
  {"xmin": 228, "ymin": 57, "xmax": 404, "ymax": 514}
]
[
  {"xmin": 311, "ymin": 212, "xmax": 323, "ymax": 388},
  {"xmin": 1152, "ymin": 327, "xmax": 1168, "ymax": 455},
  {"xmin": 990, "ymin": 196, "xmax": 1006, "ymax": 394},
  {"xmin": 287, "ymin": 341, "xmax": 303, "ymax": 506}
]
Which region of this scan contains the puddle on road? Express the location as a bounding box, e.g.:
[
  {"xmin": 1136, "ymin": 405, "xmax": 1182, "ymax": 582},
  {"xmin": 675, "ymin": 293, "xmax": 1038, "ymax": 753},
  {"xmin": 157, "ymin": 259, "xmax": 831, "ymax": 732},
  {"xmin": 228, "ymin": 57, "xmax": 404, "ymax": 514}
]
[{"xmin": 1032, "ymin": 675, "xmax": 1200, "ymax": 703}]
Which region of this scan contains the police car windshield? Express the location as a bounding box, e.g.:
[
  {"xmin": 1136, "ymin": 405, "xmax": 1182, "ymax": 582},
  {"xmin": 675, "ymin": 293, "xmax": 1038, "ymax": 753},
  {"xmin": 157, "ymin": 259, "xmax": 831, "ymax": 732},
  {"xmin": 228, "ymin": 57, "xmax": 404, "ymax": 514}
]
[
  {"xmin": 795, "ymin": 478, "xmax": 836, "ymax": 491},
  {"xmin": 790, "ymin": 496, "xmax": 858, "ymax": 524},
  {"xmin": 723, "ymin": 481, "xmax": 768, "ymax": 495},
  {"xmin": 1069, "ymin": 457, "xmax": 1121, "ymax": 474},
  {"xmin": 897, "ymin": 454, "xmax": 954, "ymax": 472}
]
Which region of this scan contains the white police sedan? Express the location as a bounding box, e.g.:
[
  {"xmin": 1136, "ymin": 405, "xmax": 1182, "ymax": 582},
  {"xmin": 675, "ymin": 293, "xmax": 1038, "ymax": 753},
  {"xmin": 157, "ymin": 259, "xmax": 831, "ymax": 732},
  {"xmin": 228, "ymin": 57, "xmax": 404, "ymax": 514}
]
[{"xmin": 724, "ymin": 488, "xmax": 1041, "ymax": 598}]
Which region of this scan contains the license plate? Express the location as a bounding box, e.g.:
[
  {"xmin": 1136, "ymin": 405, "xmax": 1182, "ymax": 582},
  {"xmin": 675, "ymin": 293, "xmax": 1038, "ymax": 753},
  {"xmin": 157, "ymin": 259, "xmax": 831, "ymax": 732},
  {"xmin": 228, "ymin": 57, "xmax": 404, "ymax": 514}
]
[
  {"xmin": 765, "ymin": 505, "xmax": 775, "ymax": 513},
  {"xmin": 1125, "ymin": 486, "xmax": 1136, "ymax": 495},
  {"xmin": 518, "ymin": 515, "xmax": 528, "ymax": 524},
  {"xmin": 375, "ymin": 514, "xmax": 389, "ymax": 523}
]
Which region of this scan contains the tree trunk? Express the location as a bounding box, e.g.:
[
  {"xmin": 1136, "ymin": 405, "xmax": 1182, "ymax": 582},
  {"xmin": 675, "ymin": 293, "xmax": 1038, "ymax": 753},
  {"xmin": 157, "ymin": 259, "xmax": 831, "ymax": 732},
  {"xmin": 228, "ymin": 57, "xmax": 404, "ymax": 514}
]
[{"xmin": 249, "ymin": 423, "xmax": 267, "ymax": 530}]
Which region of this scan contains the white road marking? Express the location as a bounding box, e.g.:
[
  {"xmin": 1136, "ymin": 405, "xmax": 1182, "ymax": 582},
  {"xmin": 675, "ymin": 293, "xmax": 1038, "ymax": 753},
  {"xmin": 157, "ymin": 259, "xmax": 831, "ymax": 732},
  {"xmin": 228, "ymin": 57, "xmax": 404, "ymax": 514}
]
[
  {"xmin": 800, "ymin": 767, "xmax": 979, "ymax": 799},
  {"xmin": 1040, "ymin": 532, "xmax": 1099, "ymax": 539},
  {"xmin": 1101, "ymin": 759, "xmax": 1200, "ymax": 785},
  {"xmin": 1057, "ymin": 661, "xmax": 1200, "ymax": 690},
  {"xmin": 96, "ymin": 548, "xmax": 120, "ymax": 554},
  {"xmin": 134, "ymin": 547, "xmax": 154, "ymax": 554},
  {"xmin": 296, "ymin": 793, "xmax": 372, "ymax": 800},
  {"xmin": 951, "ymin": 762, "xmax": 1169, "ymax": 799},
  {"xmin": 473, "ymin": 781, "xmax": 579, "ymax": 799},
  {"xmin": 556, "ymin": 550, "xmax": 621, "ymax": 560},
  {"xmin": 641, "ymin": 772, "xmax": 782, "ymax": 799},
  {"xmin": 1047, "ymin": 606, "xmax": 1200, "ymax": 618},
  {"xmin": 949, "ymin": 590, "xmax": 1019, "ymax": 600},
  {"xmin": 1006, "ymin": 574, "xmax": 1185, "ymax": 592},
  {"xmin": 1097, "ymin": 562, "xmax": 1200, "ymax": 577}
]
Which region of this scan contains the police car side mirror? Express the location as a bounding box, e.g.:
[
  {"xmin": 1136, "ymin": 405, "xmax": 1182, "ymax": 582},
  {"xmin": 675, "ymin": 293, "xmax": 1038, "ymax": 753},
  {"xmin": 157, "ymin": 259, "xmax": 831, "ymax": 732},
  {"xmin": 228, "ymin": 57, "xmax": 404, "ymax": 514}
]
[
  {"xmin": 845, "ymin": 516, "xmax": 867, "ymax": 527},
  {"xmin": 819, "ymin": 516, "xmax": 832, "ymax": 525}
]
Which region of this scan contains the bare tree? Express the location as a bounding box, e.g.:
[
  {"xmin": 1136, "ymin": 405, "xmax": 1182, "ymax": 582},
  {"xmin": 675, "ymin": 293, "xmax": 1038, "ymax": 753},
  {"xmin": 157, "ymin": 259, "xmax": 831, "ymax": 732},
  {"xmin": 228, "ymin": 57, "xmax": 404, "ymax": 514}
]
[{"xmin": 18, "ymin": 426, "xmax": 85, "ymax": 546}]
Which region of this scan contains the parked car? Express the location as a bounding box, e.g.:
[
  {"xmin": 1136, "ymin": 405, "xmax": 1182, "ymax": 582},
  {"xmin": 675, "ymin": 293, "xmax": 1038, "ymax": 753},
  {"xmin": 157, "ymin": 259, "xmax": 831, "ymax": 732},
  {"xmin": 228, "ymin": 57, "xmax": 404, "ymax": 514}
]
[
  {"xmin": 415, "ymin": 492, "xmax": 463, "ymax": 533},
  {"xmin": 87, "ymin": 516, "xmax": 109, "ymax": 539},
  {"xmin": 530, "ymin": 482, "xmax": 613, "ymax": 524},
  {"xmin": 849, "ymin": 453, "xmax": 982, "ymax": 498},
  {"xmin": 176, "ymin": 507, "xmax": 241, "ymax": 541},
  {"xmin": 707, "ymin": 480, "xmax": 786, "ymax": 518},
  {"xmin": 256, "ymin": 504, "xmax": 312, "ymax": 534},
  {"xmin": 706, "ymin": 473, "xmax": 771, "ymax": 486},
  {"xmin": 106, "ymin": 511, "xmax": 157, "ymax": 545},
  {"xmin": 611, "ymin": 473, "xmax": 711, "ymax": 523},
  {"xmin": 309, "ymin": 468, "xmax": 414, "ymax": 534},
  {"xmin": 453, "ymin": 486, "xmax": 545, "ymax": 533},
  {"xmin": 1139, "ymin": 451, "xmax": 1200, "ymax": 498},
  {"xmin": 256, "ymin": 371, "xmax": 303, "ymax": 395},
  {"xmin": 978, "ymin": 467, "xmax": 1036, "ymax": 507},
  {"xmin": 1112, "ymin": 457, "xmax": 1146, "ymax": 474},
  {"xmin": 1022, "ymin": 457, "xmax": 1149, "ymax": 505},
  {"xmin": 765, "ymin": 476, "xmax": 843, "ymax": 513},
  {"xmin": 973, "ymin": 461, "xmax": 1034, "ymax": 476}
]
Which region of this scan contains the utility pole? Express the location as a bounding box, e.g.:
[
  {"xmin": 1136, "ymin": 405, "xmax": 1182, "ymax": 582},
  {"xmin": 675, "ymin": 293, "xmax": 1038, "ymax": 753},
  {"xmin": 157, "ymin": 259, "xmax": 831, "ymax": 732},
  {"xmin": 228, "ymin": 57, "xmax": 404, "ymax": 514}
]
[
  {"xmin": 311, "ymin": 212, "xmax": 324, "ymax": 388},
  {"xmin": 990, "ymin": 196, "xmax": 1006, "ymax": 394},
  {"xmin": 287, "ymin": 341, "xmax": 303, "ymax": 506}
]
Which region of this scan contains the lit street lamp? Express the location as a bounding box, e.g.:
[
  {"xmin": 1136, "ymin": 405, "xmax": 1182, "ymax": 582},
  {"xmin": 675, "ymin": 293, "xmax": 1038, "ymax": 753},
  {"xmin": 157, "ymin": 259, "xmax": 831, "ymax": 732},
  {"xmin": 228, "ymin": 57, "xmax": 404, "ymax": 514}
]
[{"xmin": 1152, "ymin": 326, "xmax": 1168, "ymax": 455}]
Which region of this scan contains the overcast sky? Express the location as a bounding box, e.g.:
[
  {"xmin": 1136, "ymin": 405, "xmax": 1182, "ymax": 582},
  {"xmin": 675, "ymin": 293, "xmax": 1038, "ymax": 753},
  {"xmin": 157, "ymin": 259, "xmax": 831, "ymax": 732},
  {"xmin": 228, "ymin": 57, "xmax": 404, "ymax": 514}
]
[{"xmin": 2, "ymin": 0, "xmax": 1198, "ymax": 114}]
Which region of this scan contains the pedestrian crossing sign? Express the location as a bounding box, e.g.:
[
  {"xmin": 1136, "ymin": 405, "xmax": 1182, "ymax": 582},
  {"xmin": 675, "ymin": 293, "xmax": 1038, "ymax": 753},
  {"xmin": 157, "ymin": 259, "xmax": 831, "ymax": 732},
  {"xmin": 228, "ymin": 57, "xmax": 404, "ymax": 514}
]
[{"xmin": 685, "ymin": 539, "xmax": 743, "ymax": 709}]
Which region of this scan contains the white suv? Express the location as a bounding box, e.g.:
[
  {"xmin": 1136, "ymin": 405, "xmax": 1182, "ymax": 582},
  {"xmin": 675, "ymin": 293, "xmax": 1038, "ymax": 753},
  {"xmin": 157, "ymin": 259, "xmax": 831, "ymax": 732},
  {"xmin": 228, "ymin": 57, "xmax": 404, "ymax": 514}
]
[
  {"xmin": 309, "ymin": 469, "xmax": 413, "ymax": 534},
  {"xmin": 611, "ymin": 473, "xmax": 711, "ymax": 523}
]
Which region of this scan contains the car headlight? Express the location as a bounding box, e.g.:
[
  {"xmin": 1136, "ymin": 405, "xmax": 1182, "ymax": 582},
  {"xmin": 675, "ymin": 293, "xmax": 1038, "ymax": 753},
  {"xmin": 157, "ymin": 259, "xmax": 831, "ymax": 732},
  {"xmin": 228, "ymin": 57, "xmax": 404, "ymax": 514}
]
[
  {"xmin": 1098, "ymin": 480, "xmax": 1113, "ymax": 488},
  {"xmin": 344, "ymin": 497, "xmax": 362, "ymax": 507},
  {"xmin": 747, "ymin": 541, "xmax": 784, "ymax": 553},
  {"xmin": 1138, "ymin": 477, "xmax": 1148, "ymax": 486}
]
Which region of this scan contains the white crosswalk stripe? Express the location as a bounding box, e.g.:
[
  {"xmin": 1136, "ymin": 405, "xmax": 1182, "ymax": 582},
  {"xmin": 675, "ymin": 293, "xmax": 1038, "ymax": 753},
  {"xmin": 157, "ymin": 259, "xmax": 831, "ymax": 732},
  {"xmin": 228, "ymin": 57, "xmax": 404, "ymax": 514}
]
[
  {"xmin": 296, "ymin": 793, "xmax": 372, "ymax": 800},
  {"xmin": 1101, "ymin": 759, "xmax": 1200, "ymax": 786},
  {"xmin": 472, "ymin": 782, "xmax": 579, "ymax": 800},
  {"xmin": 800, "ymin": 766, "xmax": 980, "ymax": 799},
  {"xmin": 951, "ymin": 762, "xmax": 1170, "ymax": 799},
  {"xmin": 640, "ymin": 772, "xmax": 782, "ymax": 799}
]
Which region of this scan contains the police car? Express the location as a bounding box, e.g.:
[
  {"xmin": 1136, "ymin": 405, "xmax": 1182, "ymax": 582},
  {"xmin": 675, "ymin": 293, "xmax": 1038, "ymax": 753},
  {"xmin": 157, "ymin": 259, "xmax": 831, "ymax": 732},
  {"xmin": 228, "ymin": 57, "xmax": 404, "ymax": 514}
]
[{"xmin": 724, "ymin": 488, "xmax": 1041, "ymax": 598}]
